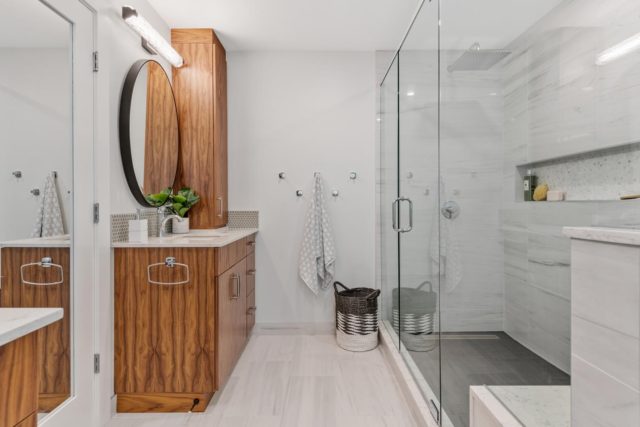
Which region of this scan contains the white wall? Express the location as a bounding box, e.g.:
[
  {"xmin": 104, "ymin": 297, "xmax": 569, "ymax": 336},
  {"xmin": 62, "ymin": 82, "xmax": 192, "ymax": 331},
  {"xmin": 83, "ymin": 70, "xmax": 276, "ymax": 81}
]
[
  {"xmin": 227, "ymin": 52, "xmax": 376, "ymax": 326},
  {"xmin": 0, "ymin": 48, "xmax": 72, "ymax": 241}
]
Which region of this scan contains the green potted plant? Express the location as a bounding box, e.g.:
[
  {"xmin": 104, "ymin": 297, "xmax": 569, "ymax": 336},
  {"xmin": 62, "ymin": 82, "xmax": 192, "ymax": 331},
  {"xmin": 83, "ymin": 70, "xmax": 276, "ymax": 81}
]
[
  {"xmin": 169, "ymin": 187, "xmax": 200, "ymax": 233},
  {"xmin": 145, "ymin": 187, "xmax": 200, "ymax": 234}
]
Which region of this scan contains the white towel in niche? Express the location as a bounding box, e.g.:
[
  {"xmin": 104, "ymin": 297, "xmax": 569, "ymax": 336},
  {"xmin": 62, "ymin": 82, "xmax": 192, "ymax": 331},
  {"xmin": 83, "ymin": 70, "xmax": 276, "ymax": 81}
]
[
  {"xmin": 31, "ymin": 173, "xmax": 65, "ymax": 237},
  {"xmin": 298, "ymin": 173, "xmax": 336, "ymax": 295}
]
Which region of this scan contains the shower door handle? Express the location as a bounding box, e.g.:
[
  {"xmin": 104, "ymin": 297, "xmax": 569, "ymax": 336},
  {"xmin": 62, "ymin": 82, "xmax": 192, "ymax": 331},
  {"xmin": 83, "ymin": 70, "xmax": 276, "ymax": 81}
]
[{"xmin": 392, "ymin": 197, "xmax": 413, "ymax": 233}]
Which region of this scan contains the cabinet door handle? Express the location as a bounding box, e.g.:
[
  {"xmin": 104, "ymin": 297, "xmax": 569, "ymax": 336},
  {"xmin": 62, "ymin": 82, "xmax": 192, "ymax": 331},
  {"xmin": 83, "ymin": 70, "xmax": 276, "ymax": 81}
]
[
  {"xmin": 247, "ymin": 269, "xmax": 256, "ymax": 276},
  {"xmin": 230, "ymin": 274, "xmax": 239, "ymax": 299},
  {"xmin": 217, "ymin": 196, "xmax": 224, "ymax": 218},
  {"xmin": 247, "ymin": 241, "xmax": 256, "ymax": 247},
  {"xmin": 247, "ymin": 306, "xmax": 257, "ymax": 314}
]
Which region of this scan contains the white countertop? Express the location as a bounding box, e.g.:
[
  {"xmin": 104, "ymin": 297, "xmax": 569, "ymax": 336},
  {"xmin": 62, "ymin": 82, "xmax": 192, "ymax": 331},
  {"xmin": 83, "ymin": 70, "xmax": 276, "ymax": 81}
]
[
  {"xmin": 0, "ymin": 308, "xmax": 63, "ymax": 347},
  {"xmin": 1, "ymin": 234, "xmax": 71, "ymax": 248},
  {"xmin": 563, "ymin": 226, "xmax": 640, "ymax": 246},
  {"xmin": 112, "ymin": 228, "xmax": 258, "ymax": 248},
  {"xmin": 487, "ymin": 385, "xmax": 570, "ymax": 427}
]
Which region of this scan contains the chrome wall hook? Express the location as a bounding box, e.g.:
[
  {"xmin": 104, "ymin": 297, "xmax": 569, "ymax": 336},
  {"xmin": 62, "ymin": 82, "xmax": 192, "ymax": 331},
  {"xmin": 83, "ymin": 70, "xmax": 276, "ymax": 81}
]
[
  {"xmin": 349, "ymin": 172, "xmax": 357, "ymax": 180},
  {"xmin": 278, "ymin": 172, "xmax": 286, "ymax": 180},
  {"xmin": 296, "ymin": 190, "xmax": 303, "ymax": 197},
  {"xmin": 332, "ymin": 190, "xmax": 339, "ymax": 197}
]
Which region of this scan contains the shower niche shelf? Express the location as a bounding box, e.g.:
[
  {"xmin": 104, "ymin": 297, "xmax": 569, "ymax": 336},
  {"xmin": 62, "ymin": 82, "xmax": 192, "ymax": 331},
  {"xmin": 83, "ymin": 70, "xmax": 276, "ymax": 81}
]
[{"xmin": 515, "ymin": 140, "xmax": 640, "ymax": 202}]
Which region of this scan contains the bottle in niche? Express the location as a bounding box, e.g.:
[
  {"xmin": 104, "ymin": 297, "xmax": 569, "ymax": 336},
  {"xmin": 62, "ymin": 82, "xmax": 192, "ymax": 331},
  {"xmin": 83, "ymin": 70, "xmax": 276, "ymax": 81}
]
[{"xmin": 523, "ymin": 169, "xmax": 537, "ymax": 201}]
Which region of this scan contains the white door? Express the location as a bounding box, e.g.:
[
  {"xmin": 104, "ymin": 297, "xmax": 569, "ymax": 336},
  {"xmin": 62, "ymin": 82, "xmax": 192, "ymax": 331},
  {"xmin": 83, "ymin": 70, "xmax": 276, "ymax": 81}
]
[{"xmin": 37, "ymin": 0, "xmax": 96, "ymax": 425}]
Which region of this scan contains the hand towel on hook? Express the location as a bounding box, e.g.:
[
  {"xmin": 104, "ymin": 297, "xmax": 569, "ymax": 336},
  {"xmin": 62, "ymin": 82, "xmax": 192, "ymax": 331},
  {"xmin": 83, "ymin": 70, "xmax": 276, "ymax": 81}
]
[
  {"xmin": 299, "ymin": 173, "xmax": 336, "ymax": 295},
  {"xmin": 31, "ymin": 172, "xmax": 65, "ymax": 237}
]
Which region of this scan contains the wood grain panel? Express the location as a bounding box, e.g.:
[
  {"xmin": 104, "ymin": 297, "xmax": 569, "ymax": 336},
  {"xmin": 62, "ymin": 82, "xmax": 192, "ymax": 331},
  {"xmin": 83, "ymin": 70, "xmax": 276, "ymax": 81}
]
[
  {"xmin": 212, "ymin": 42, "xmax": 228, "ymax": 227},
  {"xmin": 13, "ymin": 413, "xmax": 37, "ymax": 427},
  {"xmin": 0, "ymin": 332, "xmax": 38, "ymax": 427},
  {"xmin": 215, "ymin": 238, "xmax": 247, "ymax": 274},
  {"xmin": 143, "ymin": 61, "xmax": 179, "ymax": 195},
  {"xmin": 246, "ymin": 290, "xmax": 256, "ymax": 337},
  {"xmin": 216, "ymin": 258, "xmax": 247, "ymax": 388},
  {"xmin": 172, "ymin": 28, "xmax": 228, "ymax": 229},
  {"xmin": 246, "ymin": 233, "xmax": 256, "ymax": 255},
  {"xmin": 246, "ymin": 252, "xmax": 255, "ymax": 296},
  {"xmin": 171, "ymin": 29, "xmax": 215, "ymax": 44},
  {"xmin": 116, "ymin": 392, "xmax": 213, "ymax": 413},
  {"xmin": 114, "ymin": 248, "xmax": 216, "ymax": 397},
  {"xmin": 172, "ymin": 42, "xmax": 216, "ymax": 229},
  {"xmin": 0, "ymin": 247, "xmax": 70, "ymax": 411}
]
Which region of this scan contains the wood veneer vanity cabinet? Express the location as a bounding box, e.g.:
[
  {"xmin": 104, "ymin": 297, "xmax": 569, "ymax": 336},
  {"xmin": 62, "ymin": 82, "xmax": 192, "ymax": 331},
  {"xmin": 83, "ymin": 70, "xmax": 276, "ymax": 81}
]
[
  {"xmin": 171, "ymin": 28, "xmax": 228, "ymax": 229},
  {"xmin": 0, "ymin": 247, "xmax": 70, "ymax": 412},
  {"xmin": 114, "ymin": 233, "xmax": 257, "ymax": 413},
  {"xmin": 0, "ymin": 332, "xmax": 38, "ymax": 427}
]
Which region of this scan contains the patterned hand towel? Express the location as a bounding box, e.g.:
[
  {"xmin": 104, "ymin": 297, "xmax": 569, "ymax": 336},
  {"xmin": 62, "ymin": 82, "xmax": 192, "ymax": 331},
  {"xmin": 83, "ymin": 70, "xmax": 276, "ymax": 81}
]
[
  {"xmin": 31, "ymin": 173, "xmax": 65, "ymax": 237},
  {"xmin": 299, "ymin": 173, "xmax": 336, "ymax": 295}
]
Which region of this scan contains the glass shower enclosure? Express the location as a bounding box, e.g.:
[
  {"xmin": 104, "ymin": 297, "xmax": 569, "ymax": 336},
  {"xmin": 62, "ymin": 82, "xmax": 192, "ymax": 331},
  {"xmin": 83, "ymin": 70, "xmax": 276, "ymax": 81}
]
[{"xmin": 379, "ymin": 0, "xmax": 640, "ymax": 425}]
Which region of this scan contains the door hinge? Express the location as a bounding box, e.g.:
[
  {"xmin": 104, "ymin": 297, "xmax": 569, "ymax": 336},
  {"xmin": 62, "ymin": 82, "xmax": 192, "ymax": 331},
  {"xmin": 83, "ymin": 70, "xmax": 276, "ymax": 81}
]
[
  {"xmin": 92, "ymin": 51, "xmax": 99, "ymax": 72},
  {"xmin": 93, "ymin": 203, "xmax": 100, "ymax": 224},
  {"xmin": 94, "ymin": 354, "xmax": 100, "ymax": 374}
]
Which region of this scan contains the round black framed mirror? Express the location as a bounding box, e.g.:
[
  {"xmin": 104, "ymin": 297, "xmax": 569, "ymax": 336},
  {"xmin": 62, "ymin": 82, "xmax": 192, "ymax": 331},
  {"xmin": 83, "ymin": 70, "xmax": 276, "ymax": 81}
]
[{"xmin": 119, "ymin": 59, "xmax": 179, "ymax": 206}]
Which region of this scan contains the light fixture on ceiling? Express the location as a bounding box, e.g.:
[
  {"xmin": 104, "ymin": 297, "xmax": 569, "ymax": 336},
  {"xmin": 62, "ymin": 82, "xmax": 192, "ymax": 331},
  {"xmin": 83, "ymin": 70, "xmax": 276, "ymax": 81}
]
[
  {"xmin": 122, "ymin": 5, "xmax": 184, "ymax": 68},
  {"xmin": 596, "ymin": 32, "xmax": 640, "ymax": 66},
  {"xmin": 406, "ymin": 91, "xmax": 415, "ymax": 97}
]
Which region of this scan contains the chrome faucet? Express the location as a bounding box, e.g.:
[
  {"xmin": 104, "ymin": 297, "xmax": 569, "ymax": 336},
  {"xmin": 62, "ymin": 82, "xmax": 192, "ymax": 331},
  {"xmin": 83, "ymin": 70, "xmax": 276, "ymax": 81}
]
[{"xmin": 159, "ymin": 214, "xmax": 183, "ymax": 238}]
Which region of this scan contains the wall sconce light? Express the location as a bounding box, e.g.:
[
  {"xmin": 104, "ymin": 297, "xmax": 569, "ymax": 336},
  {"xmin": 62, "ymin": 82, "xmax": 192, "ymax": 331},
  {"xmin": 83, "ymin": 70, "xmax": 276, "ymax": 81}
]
[{"xmin": 122, "ymin": 5, "xmax": 184, "ymax": 68}]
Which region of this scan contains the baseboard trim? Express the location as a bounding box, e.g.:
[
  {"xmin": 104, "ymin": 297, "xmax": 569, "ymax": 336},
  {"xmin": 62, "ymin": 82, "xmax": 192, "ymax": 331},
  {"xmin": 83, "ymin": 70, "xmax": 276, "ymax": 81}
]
[{"xmin": 115, "ymin": 392, "xmax": 213, "ymax": 413}]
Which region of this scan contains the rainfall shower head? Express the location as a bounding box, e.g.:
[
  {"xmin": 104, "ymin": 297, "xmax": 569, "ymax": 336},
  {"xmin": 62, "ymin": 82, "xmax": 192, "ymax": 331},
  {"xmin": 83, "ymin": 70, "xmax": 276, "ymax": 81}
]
[{"xmin": 447, "ymin": 43, "xmax": 510, "ymax": 72}]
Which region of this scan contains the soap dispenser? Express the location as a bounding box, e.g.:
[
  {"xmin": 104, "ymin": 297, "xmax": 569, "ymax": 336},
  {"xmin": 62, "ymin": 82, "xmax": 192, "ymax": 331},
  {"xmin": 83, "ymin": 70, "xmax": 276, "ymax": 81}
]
[{"xmin": 523, "ymin": 169, "xmax": 537, "ymax": 201}]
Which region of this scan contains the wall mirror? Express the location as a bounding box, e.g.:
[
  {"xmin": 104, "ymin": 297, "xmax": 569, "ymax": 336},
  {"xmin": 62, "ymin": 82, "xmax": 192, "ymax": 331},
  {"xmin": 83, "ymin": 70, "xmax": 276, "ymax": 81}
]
[
  {"xmin": 0, "ymin": 0, "xmax": 73, "ymax": 417},
  {"xmin": 119, "ymin": 59, "xmax": 179, "ymax": 206}
]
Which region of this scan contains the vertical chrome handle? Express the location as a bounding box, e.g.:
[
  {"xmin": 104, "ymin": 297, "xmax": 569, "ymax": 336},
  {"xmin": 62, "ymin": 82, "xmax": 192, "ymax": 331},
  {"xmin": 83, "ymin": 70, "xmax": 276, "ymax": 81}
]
[
  {"xmin": 217, "ymin": 196, "xmax": 223, "ymax": 218},
  {"xmin": 230, "ymin": 273, "xmax": 239, "ymax": 299},
  {"xmin": 392, "ymin": 198, "xmax": 400, "ymax": 232},
  {"xmin": 402, "ymin": 197, "xmax": 413, "ymax": 233},
  {"xmin": 392, "ymin": 197, "xmax": 413, "ymax": 233}
]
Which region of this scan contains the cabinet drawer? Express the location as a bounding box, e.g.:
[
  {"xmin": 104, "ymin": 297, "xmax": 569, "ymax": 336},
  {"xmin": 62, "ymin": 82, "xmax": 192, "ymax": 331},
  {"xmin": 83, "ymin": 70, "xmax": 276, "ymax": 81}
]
[
  {"xmin": 246, "ymin": 252, "xmax": 255, "ymax": 296},
  {"xmin": 215, "ymin": 238, "xmax": 247, "ymax": 274},
  {"xmin": 247, "ymin": 290, "xmax": 256, "ymax": 336},
  {"xmin": 246, "ymin": 233, "xmax": 256, "ymax": 255}
]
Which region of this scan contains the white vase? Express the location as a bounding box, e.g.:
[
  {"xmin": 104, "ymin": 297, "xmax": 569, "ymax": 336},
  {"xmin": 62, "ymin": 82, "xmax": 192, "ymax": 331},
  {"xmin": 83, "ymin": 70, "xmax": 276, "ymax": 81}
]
[{"xmin": 172, "ymin": 217, "xmax": 189, "ymax": 234}]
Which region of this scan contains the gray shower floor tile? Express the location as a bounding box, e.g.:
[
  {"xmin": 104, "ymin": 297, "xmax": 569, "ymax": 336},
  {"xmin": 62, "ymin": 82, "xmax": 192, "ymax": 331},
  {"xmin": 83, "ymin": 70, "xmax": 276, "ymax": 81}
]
[{"xmin": 407, "ymin": 331, "xmax": 570, "ymax": 427}]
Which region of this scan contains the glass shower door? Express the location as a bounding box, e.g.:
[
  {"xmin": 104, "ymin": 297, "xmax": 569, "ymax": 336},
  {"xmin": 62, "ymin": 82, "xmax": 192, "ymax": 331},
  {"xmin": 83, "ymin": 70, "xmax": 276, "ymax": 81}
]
[{"xmin": 397, "ymin": 0, "xmax": 442, "ymax": 423}]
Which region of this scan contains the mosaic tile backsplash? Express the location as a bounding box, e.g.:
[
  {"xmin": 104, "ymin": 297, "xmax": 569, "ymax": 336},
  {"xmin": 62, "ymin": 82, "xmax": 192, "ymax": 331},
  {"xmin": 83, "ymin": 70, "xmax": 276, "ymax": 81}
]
[
  {"xmin": 517, "ymin": 142, "xmax": 640, "ymax": 201},
  {"xmin": 111, "ymin": 210, "xmax": 259, "ymax": 242}
]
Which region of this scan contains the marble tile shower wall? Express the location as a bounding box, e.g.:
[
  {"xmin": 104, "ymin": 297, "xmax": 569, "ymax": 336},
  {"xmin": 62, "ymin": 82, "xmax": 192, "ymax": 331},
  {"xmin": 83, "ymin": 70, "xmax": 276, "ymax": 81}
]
[
  {"xmin": 501, "ymin": 0, "xmax": 640, "ymax": 372},
  {"xmin": 376, "ymin": 50, "xmax": 505, "ymax": 332}
]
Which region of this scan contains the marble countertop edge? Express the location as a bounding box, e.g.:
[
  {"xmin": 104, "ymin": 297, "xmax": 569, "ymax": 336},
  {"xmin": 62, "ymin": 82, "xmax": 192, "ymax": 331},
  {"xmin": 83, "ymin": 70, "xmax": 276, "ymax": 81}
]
[
  {"xmin": 563, "ymin": 226, "xmax": 640, "ymax": 246},
  {"xmin": 0, "ymin": 308, "xmax": 64, "ymax": 347},
  {"xmin": 112, "ymin": 228, "xmax": 258, "ymax": 248}
]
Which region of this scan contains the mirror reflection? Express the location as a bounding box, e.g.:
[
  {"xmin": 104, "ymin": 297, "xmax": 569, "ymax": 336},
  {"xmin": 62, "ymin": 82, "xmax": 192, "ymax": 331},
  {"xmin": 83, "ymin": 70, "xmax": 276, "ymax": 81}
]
[
  {"xmin": 0, "ymin": 0, "xmax": 73, "ymax": 417},
  {"xmin": 121, "ymin": 60, "xmax": 179, "ymax": 205}
]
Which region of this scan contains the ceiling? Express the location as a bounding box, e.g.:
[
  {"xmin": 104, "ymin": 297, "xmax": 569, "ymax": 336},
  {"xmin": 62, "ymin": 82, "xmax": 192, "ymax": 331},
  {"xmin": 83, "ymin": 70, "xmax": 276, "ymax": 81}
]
[
  {"xmin": 149, "ymin": 0, "xmax": 566, "ymax": 52},
  {"xmin": 149, "ymin": 0, "xmax": 421, "ymax": 51}
]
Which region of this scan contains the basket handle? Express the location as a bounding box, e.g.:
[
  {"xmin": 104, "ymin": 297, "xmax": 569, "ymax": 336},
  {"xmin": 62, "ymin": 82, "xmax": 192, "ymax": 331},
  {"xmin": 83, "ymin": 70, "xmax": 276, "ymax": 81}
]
[
  {"xmin": 366, "ymin": 289, "xmax": 381, "ymax": 299},
  {"xmin": 416, "ymin": 280, "xmax": 432, "ymax": 292},
  {"xmin": 334, "ymin": 281, "xmax": 349, "ymax": 293}
]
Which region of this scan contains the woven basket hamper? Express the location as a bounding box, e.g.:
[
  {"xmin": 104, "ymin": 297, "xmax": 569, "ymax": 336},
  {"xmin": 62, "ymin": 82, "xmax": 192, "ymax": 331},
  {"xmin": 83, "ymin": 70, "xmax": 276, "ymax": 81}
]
[{"xmin": 334, "ymin": 281, "xmax": 380, "ymax": 351}]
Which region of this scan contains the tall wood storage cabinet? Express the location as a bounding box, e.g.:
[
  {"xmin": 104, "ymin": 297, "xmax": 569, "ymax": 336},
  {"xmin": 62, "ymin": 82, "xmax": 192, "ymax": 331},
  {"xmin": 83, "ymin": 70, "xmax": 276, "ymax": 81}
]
[{"xmin": 171, "ymin": 29, "xmax": 228, "ymax": 229}]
